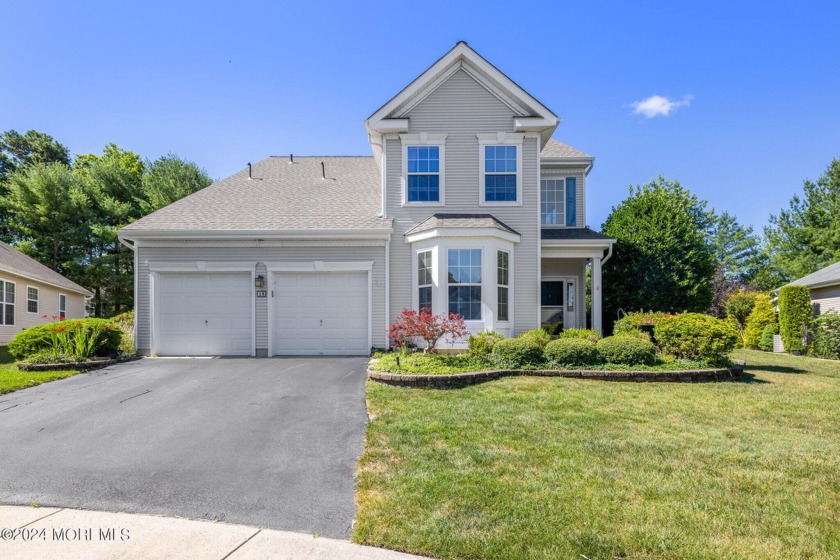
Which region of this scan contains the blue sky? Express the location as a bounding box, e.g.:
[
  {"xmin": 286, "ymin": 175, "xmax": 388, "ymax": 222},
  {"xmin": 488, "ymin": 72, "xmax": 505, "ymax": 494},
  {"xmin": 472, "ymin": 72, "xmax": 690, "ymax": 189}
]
[{"xmin": 3, "ymin": 1, "xmax": 839, "ymax": 232}]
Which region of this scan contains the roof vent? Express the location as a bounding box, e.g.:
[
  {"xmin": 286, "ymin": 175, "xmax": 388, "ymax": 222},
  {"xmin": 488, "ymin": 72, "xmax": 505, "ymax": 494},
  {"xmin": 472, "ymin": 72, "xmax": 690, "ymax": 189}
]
[
  {"xmin": 289, "ymin": 154, "xmax": 295, "ymax": 164},
  {"xmin": 247, "ymin": 162, "xmax": 252, "ymax": 180},
  {"xmin": 321, "ymin": 161, "xmax": 326, "ymax": 180}
]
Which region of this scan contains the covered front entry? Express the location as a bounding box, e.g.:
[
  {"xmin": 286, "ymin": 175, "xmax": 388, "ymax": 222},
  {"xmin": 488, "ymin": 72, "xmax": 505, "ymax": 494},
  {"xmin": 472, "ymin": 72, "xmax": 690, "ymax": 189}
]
[
  {"xmin": 155, "ymin": 272, "xmax": 254, "ymax": 356},
  {"xmin": 271, "ymin": 270, "xmax": 369, "ymax": 356}
]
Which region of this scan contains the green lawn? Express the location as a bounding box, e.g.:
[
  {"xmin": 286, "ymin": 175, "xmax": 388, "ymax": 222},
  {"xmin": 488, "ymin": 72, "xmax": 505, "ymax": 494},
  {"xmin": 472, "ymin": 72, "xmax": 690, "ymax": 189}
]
[
  {"xmin": 355, "ymin": 350, "xmax": 840, "ymax": 559},
  {"xmin": 0, "ymin": 346, "xmax": 82, "ymax": 394}
]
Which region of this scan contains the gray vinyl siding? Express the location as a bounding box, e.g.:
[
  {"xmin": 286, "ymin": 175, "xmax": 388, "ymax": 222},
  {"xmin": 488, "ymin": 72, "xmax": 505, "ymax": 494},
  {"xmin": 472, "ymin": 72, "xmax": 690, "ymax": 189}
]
[
  {"xmin": 388, "ymin": 68, "xmax": 540, "ymax": 334},
  {"xmin": 812, "ymin": 285, "xmax": 840, "ymax": 315},
  {"xmin": 135, "ymin": 243, "xmax": 386, "ymax": 354}
]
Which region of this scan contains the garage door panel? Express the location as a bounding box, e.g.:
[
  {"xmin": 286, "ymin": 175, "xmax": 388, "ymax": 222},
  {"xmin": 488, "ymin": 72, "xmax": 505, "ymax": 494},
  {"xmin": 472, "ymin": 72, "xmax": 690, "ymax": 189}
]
[
  {"xmin": 273, "ymin": 271, "xmax": 368, "ymax": 356},
  {"xmin": 157, "ymin": 272, "xmax": 252, "ymax": 356}
]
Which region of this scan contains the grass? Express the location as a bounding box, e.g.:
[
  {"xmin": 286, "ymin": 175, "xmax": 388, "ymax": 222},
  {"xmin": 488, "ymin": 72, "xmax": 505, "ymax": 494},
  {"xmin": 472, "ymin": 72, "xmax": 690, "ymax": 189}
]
[
  {"xmin": 0, "ymin": 346, "xmax": 82, "ymax": 395},
  {"xmin": 370, "ymin": 351, "xmax": 726, "ymax": 375},
  {"xmin": 354, "ymin": 349, "xmax": 840, "ymax": 559}
]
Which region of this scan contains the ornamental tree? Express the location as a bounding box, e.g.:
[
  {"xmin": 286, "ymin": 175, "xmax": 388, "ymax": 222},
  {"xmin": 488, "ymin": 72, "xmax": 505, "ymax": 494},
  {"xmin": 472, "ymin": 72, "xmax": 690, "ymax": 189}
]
[
  {"xmin": 777, "ymin": 285, "xmax": 812, "ymax": 352},
  {"xmin": 388, "ymin": 307, "xmax": 468, "ymax": 352}
]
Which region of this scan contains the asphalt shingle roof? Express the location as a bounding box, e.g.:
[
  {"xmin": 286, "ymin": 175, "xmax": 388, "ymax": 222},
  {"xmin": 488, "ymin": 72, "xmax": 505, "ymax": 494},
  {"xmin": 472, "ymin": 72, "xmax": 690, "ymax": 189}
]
[
  {"xmin": 541, "ymin": 228, "xmax": 614, "ymax": 241},
  {"xmin": 786, "ymin": 260, "xmax": 840, "ymax": 288},
  {"xmin": 405, "ymin": 214, "xmax": 520, "ymax": 236},
  {"xmin": 0, "ymin": 241, "xmax": 92, "ymax": 296},
  {"xmin": 122, "ymin": 156, "xmax": 390, "ymax": 232},
  {"xmin": 540, "ymin": 139, "xmax": 592, "ymax": 159}
]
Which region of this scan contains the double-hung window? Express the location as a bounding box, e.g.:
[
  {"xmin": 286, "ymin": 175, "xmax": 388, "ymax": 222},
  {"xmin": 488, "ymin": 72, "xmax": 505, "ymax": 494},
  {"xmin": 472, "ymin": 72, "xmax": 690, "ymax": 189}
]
[
  {"xmin": 484, "ymin": 145, "xmax": 517, "ymax": 201},
  {"xmin": 497, "ymin": 251, "xmax": 509, "ymax": 321},
  {"xmin": 418, "ymin": 250, "xmax": 433, "ymax": 312},
  {"xmin": 541, "ymin": 177, "xmax": 577, "ymax": 226},
  {"xmin": 27, "ymin": 286, "xmax": 39, "ymax": 314},
  {"xmin": 448, "ymin": 249, "xmax": 482, "ymax": 320},
  {"xmin": 0, "ymin": 279, "xmax": 15, "ymax": 326},
  {"xmin": 407, "ymin": 146, "xmax": 440, "ymax": 202},
  {"xmin": 59, "ymin": 294, "xmax": 66, "ymax": 320}
]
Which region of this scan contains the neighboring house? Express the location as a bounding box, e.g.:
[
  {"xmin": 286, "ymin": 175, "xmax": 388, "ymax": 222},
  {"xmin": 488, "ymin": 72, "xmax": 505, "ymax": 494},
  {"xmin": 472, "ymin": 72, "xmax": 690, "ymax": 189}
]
[
  {"xmin": 780, "ymin": 260, "xmax": 840, "ymax": 316},
  {"xmin": 0, "ymin": 241, "xmax": 92, "ymax": 345},
  {"xmin": 118, "ymin": 42, "xmax": 614, "ymax": 357}
]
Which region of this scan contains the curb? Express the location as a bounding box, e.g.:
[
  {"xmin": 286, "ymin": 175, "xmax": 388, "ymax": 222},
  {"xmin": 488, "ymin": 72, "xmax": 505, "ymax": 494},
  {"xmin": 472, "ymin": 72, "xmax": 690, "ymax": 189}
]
[{"xmin": 368, "ymin": 360, "xmax": 746, "ymax": 388}]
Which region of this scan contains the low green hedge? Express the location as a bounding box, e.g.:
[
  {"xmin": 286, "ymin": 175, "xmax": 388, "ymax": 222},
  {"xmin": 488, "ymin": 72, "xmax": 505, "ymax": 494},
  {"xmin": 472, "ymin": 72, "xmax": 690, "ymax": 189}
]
[
  {"xmin": 8, "ymin": 319, "xmax": 123, "ymax": 360},
  {"xmin": 518, "ymin": 329, "xmax": 551, "ymax": 349},
  {"xmin": 654, "ymin": 313, "xmax": 738, "ymax": 364},
  {"xmin": 545, "ymin": 338, "xmax": 600, "ymax": 366},
  {"xmin": 492, "ymin": 338, "xmax": 544, "ymax": 368},
  {"xmin": 596, "ymin": 335, "xmax": 656, "ymax": 365},
  {"xmin": 809, "ymin": 311, "xmax": 840, "ymax": 360},
  {"xmin": 778, "ymin": 285, "xmax": 812, "ymax": 352},
  {"xmin": 467, "ymin": 331, "xmax": 504, "ymax": 357},
  {"xmin": 558, "ymin": 328, "xmax": 601, "ymax": 342}
]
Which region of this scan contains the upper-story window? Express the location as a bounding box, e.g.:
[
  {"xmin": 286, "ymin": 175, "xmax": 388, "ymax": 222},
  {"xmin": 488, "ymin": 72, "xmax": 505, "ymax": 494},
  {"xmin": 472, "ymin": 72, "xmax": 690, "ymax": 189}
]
[
  {"xmin": 541, "ymin": 177, "xmax": 578, "ymax": 226},
  {"xmin": 484, "ymin": 146, "xmax": 517, "ymax": 201},
  {"xmin": 407, "ymin": 146, "xmax": 440, "ymax": 202},
  {"xmin": 478, "ymin": 133, "xmax": 523, "ymax": 205},
  {"xmin": 401, "ymin": 133, "xmax": 447, "ymax": 205}
]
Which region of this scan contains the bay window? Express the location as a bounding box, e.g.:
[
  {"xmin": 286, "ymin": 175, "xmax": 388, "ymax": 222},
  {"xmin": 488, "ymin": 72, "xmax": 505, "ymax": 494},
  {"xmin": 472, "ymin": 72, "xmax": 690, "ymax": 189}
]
[
  {"xmin": 418, "ymin": 250, "xmax": 432, "ymax": 311},
  {"xmin": 497, "ymin": 251, "xmax": 509, "ymax": 321},
  {"xmin": 448, "ymin": 249, "xmax": 482, "ymax": 320}
]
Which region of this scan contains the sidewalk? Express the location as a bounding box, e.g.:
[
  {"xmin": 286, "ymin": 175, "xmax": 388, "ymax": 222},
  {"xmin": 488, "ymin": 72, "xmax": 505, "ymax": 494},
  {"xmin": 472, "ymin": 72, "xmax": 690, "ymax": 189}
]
[{"xmin": 0, "ymin": 505, "xmax": 430, "ymax": 560}]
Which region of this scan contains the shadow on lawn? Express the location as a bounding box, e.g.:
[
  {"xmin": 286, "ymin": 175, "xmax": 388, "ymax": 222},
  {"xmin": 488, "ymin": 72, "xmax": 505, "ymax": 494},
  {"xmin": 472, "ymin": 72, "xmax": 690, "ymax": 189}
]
[
  {"xmin": 734, "ymin": 372, "xmax": 770, "ymax": 384},
  {"xmin": 744, "ymin": 364, "xmax": 808, "ymax": 375}
]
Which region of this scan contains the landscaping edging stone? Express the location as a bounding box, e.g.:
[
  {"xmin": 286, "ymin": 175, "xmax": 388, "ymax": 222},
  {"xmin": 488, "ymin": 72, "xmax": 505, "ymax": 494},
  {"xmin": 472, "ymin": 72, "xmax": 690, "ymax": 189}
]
[
  {"xmin": 17, "ymin": 358, "xmax": 118, "ymax": 372},
  {"xmin": 368, "ymin": 360, "xmax": 746, "ymax": 388}
]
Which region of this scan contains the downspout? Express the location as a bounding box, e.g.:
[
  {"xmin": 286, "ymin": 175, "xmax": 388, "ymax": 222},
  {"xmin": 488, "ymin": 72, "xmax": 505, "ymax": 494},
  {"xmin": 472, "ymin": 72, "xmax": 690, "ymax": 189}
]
[
  {"xmin": 601, "ymin": 242, "xmax": 613, "ymax": 265},
  {"xmin": 384, "ymin": 236, "xmax": 390, "ymax": 349}
]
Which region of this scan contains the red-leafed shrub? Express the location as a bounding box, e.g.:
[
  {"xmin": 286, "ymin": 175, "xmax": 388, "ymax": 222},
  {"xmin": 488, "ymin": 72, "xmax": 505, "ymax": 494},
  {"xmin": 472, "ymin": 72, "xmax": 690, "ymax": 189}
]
[{"xmin": 388, "ymin": 307, "xmax": 469, "ymax": 352}]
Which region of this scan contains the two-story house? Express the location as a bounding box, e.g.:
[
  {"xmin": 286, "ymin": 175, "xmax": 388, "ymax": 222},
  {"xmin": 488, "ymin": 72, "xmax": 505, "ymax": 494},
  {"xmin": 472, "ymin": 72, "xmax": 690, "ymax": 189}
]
[{"xmin": 119, "ymin": 42, "xmax": 614, "ymax": 356}]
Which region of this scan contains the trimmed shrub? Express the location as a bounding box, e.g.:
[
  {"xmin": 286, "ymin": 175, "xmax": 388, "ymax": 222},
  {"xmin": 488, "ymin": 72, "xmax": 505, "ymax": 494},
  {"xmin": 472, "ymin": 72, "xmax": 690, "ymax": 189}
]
[
  {"xmin": 613, "ymin": 311, "xmax": 676, "ymax": 342},
  {"xmin": 758, "ymin": 325, "xmax": 776, "ymax": 352},
  {"xmin": 809, "ymin": 311, "xmax": 840, "ymax": 360},
  {"xmin": 545, "ymin": 338, "xmax": 600, "ymax": 366},
  {"xmin": 743, "ymin": 294, "xmax": 777, "ymax": 350},
  {"xmin": 558, "ymin": 328, "xmax": 601, "ymax": 342},
  {"xmin": 724, "ymin": 289, "xmax": 758, "ymax": 346},
  {"xmin": 596, "ymin": 335, "xmax": 656, "ymax": 365},
  {"xmin": 492, "ymin": 338, "xmax": 544, "ymax": 368},
  {"xmin": 778, "ymin": 285, "xmax": 812, "ymax": 352},
  {"xmin": 542, "ymin": 321, "xmax": 563, "ymax": 337},
  {"xmin": 518, "ymin": 329, "xmax": 551, "ymax": 349},
  {"xmin": 8, "ymin": 318, "xmax": 123, "ymax": 360},
  {"xmin": 654, "ymin": 313, "xmax": 738, "ymax": 364},
  {"xmin": 467, "ymin": 330, "xmax": 504, "ymax": 358}
]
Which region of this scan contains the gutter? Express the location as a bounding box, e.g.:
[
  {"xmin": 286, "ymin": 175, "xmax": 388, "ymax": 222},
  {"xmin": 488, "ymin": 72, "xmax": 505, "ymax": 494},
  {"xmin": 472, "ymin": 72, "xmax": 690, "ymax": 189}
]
[
  {"xmin": 118, "ymin": 227, "xmax": 394, "ymax": 243},
  {"xmin": 601, "ymin": 243, "xmax": 613, "ymax": 265}
]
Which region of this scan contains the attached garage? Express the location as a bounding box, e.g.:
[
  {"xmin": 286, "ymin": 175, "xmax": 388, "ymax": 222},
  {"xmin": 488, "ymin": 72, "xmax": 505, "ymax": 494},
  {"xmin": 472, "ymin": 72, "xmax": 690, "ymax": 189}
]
[
  {"xmin": 271, "ymin": 265, "xmax": 371, "ymax": 356},
  {"xmin": 153, "ymin": 270, "xmax": 254, "ymax": 356}
]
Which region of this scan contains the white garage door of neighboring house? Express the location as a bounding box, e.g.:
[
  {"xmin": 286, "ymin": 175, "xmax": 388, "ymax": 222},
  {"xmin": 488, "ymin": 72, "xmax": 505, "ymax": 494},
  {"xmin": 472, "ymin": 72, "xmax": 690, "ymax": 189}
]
[
  {"xmin": 273, "ymin": 272, "xmax": 368, "ymax": 356},
  {"xmin": 156, "ymin": 272, "xmax": 253, "ymax": 356}
]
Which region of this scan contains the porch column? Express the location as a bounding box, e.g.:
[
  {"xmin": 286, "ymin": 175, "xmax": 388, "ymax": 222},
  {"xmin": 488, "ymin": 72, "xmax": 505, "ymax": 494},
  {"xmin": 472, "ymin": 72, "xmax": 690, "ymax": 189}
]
[{"xmin": 592, "ymin": 256, "xmax": 602, "ymax": 334}]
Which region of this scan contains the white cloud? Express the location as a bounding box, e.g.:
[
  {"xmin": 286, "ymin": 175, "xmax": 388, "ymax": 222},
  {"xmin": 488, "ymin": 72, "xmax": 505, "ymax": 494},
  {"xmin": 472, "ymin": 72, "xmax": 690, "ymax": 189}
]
[{"xmin": 631, "ymin": 94, "xmax": 693, "ymax": 118}]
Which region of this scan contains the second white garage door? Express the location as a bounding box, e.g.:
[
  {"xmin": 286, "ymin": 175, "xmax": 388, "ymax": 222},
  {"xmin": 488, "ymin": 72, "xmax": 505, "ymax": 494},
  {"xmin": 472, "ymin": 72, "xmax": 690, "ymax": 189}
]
[{"xmin": 273, "ymin": 272, "xmax": 368, "ymax": 355}]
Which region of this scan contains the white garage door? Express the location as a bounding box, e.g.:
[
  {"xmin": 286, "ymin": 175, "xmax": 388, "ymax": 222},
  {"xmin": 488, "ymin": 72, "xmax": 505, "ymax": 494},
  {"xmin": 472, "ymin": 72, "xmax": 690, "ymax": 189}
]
[
  {"xmin": 156, "ymin": 272, "xmax": 252, "ymax": 356},
  {"xmin": 273, "ymin": 272, "xmax": 368, "ymax": 355}
]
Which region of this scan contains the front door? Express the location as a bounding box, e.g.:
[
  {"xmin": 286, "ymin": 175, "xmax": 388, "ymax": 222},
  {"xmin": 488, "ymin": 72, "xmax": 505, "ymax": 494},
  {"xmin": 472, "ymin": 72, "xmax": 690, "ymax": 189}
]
[{"xmin": 541, "ymin": 279, "xmax": 577, "ymax": 330}]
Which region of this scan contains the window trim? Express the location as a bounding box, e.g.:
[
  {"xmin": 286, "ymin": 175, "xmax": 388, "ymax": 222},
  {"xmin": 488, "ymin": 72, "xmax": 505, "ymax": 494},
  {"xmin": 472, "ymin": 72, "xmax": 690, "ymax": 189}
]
[
  {"xmin": 478, "ymin": 133, "xmax": 524, "ymax": 207},
  {"xmin": 400, "ymin": 133, "xmax": 447, "ymax": 207},
  {"xmin": 447, "ymin": 248, "xmax": 483, "ymax": 322},
  {"xmin": 59, "ymin": 293, "xmax": 66, "ymax": 320},
  {"xmin": 497, "ymin": 250, "xmax": 509, "ymax": 322},
  {"xmin": 26, "ymin": 285, "xmax": 39, "ymax": 314},
  {"xmin": 0, "ymin": 278, "xmax": 15, "ymax": 326}
]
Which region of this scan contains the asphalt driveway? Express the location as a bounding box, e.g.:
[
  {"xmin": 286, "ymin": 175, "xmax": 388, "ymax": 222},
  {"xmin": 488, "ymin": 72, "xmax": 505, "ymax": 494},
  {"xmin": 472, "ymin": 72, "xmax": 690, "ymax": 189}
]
[{"xmin": 0, "ymin": 357, "xmax": 369, "ymax": 538}]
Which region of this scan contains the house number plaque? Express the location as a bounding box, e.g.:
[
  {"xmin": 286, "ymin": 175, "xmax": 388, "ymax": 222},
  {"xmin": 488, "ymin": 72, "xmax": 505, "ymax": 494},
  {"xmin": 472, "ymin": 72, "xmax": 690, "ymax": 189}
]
[{"xmin": 256, "ymin": 290, "xmax": 267, "ymax": 298}]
